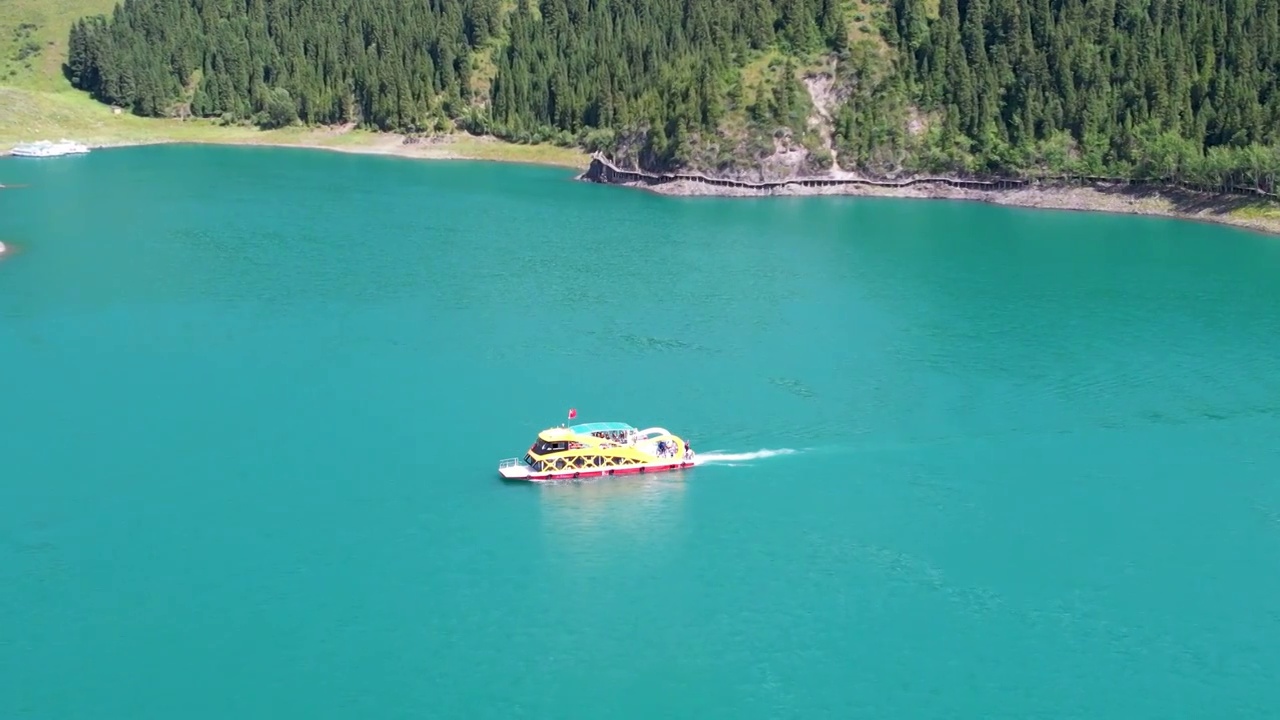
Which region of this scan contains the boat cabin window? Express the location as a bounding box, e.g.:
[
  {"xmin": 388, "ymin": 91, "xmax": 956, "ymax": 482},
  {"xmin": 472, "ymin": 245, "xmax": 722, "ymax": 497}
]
[{"xmin": 531, "ymin": 439, "xmax": 568, "ymax": 455}]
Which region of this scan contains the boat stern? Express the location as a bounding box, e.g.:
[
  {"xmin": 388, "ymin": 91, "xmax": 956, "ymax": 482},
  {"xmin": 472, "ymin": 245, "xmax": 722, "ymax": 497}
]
[{"xmin": 498, "ymin": 456, "xmax": 533, "ymax": 480}]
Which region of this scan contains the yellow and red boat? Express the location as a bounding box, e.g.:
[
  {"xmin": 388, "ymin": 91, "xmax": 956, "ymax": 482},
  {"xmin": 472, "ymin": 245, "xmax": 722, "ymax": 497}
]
[{"xmin": 498, "ymin": 416, "xmax": 696, "ymax": 482}]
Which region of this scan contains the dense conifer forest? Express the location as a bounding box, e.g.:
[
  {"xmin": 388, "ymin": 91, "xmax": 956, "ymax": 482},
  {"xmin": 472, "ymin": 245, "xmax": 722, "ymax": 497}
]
[{"xmin": 64, "ymin": 0, "xmax": 1280, "ymax": 187}]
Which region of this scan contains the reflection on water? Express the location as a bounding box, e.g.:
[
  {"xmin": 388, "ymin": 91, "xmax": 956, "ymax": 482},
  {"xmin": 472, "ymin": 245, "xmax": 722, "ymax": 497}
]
[{"xmin": 538, "ymin": 474, "xmax": 688, "ymax": 553}]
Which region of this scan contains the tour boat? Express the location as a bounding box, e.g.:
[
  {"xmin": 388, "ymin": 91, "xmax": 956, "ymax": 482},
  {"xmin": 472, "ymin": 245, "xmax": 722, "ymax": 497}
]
[
  {"xmin": 498, "ymin": 414, "xmax": 696, "ymax": 482},
  {"xmin": 9, "ymin": 140, "xmax": 91, "ymax": 158}
]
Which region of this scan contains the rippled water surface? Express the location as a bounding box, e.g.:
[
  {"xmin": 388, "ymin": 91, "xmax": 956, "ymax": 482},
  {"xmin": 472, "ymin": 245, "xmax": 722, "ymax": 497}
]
[{"xmin": 3, "ymin": 146, "xmax": 1280, "ymax": 718}]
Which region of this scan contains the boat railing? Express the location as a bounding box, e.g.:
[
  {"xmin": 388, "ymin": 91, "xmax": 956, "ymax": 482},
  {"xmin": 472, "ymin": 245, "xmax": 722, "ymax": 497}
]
[{"xmin": 498, "ymin": 457, "xmax": 523, "ymax": 469}]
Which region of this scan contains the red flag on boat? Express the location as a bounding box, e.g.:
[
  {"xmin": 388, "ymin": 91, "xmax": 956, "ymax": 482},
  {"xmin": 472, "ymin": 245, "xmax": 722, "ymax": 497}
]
[{"xmin": 568, "ymin": 408, "xmax": 577, "ymax": 420}]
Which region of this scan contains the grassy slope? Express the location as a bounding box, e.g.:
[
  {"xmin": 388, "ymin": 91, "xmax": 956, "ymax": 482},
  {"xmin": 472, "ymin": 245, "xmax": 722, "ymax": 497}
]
[
  {"xmin": 709, "ymin": 0, "xmax": 888, "ymax": 164},
  {"xmin": 0, "ymin": 0, "xmax": 118, "ymax": 92},
  {"xmin": 731, "ymin": 0, "xmax": 889, "ymax": 114},
  {"xmin": 0, "ymin": 0, "xmax": 585, "ymax": 166}
]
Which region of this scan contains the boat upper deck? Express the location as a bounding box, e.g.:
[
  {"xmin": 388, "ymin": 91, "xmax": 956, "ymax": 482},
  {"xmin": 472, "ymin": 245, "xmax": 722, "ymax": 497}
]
[
  {"xmin": 536, "ymin": 421, "xmax": 637, "ymax": 446},
  {"xmin": 568, "ymin": 421, "xmax": 636, "ymax": 435}
]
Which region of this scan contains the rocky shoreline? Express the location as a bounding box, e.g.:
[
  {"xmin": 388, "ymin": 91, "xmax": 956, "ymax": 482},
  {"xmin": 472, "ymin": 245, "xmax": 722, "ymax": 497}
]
[{"xmin": 579, "ymin": 160, "xmax": 1280, "ymax": 237}]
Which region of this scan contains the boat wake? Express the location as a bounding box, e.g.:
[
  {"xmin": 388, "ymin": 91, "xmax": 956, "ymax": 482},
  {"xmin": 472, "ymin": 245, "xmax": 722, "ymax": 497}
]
[{"xmin": 693, "ymin": 448, "xmax": 799, "ymax": 467}]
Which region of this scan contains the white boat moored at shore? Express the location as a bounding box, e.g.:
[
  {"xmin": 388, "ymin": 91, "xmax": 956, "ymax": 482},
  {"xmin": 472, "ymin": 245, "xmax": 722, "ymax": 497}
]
[{"xmin": 9, "ymin": 139, "xmax": 91, "ymax": 158}]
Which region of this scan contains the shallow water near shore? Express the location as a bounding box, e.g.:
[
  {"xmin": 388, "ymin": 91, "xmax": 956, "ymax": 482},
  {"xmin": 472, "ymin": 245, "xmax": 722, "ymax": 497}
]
[{"xmin": 3, "ymin": 145, "xmax": 1280, "ymax": 718}]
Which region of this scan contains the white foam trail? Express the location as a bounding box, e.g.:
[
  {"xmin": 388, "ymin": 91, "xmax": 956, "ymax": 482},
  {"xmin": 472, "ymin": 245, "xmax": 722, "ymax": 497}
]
[{"xmin": 693, "ymin": 448, "xmax": 798, "ymax": 465}]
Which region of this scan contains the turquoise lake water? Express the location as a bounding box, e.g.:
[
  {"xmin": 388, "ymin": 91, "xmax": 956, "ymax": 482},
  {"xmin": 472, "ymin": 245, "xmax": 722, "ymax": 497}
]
[{"xmin": 3, "ymin": 145, "xmax": 1280, "ymax": 718}]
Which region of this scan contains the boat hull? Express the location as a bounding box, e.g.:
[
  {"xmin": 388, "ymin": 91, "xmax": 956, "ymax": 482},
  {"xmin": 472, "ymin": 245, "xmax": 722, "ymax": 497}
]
[{"xmin": 500, "ymin": 459, "xmax": 696, "ymax": 482}]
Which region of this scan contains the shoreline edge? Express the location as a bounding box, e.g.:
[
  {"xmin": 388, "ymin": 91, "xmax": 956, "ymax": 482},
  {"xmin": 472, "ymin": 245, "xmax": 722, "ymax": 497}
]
[
  {"xmin": 577, "ymin": 154, "xmax": 1280, "ymax": 238},
  {"xmin": 5, "ymin": 131, "xmax": 1278, "ymax": 237}
]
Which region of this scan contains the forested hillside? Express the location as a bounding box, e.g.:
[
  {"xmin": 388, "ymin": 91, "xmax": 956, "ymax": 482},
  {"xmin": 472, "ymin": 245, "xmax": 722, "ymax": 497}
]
[{"xmin": 64, "ymin": 0, "xmax": 1280, "ymax": 186}]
